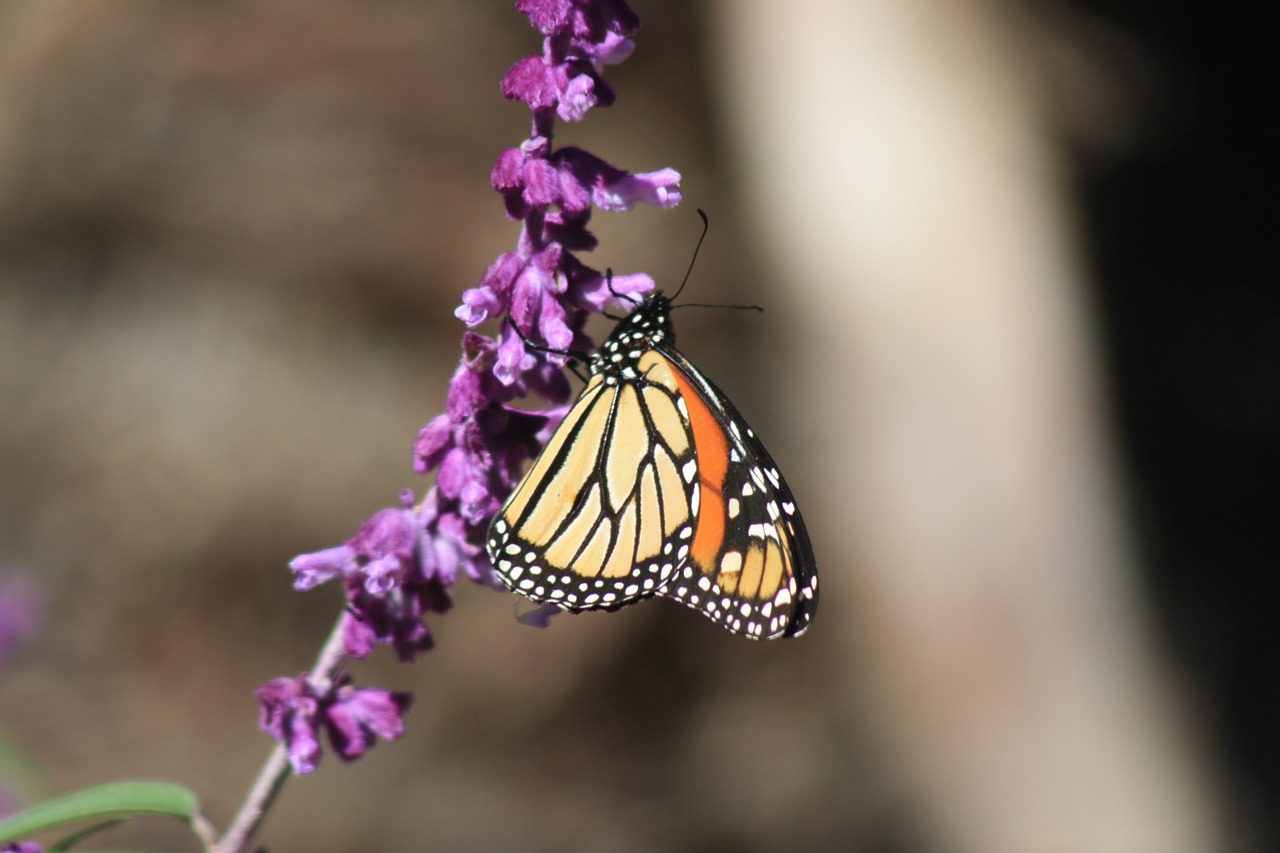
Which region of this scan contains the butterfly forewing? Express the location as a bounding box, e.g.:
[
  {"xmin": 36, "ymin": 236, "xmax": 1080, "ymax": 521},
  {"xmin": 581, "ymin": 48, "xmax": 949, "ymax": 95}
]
[
  {"xmin": 487, "ymin": 344, "xmax": 699, "ymax": 610},
  {"xmin": 485, "ymin": 292, "xmax": 818, "ymax": 639}
]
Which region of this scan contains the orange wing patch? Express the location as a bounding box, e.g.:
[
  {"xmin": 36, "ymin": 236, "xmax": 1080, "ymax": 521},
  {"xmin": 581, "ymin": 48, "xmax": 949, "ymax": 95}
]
[{"xmin": 668, "ymin": 365, "xmax": 729, "ymax": 573}]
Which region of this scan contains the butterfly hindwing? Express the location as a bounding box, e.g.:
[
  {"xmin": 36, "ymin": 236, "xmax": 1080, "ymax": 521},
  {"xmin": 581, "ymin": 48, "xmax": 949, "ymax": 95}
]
[
  {"xmin": 654, "ymin": 349, "xmax": 818, "ymax": 639},
  {"xmin": 485, "ymin": 291, "xmax": 818, "ymax": 639}
]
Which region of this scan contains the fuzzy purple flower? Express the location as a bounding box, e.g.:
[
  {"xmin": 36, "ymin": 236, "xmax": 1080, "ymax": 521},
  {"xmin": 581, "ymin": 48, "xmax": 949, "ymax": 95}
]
[
  {"xmin": 256, "ymin": 675, "xmax": 323, "ymax": 774},
  {"xmin": 256, "ymin": 673, "xmax": 411, "ymax": 774},
  {"xmin": 264, "ymin": 0, "xmax": 678, "ymax": 770},
  {"xmin": 1, "ymin": 843, "xmax": 42, "ymax": 853},
  {"xmin": 324, "ymin": 680, "xmax": 412, "ymax": 761},
  {"xmin": 423, "ymin": 0, "xmax": 681, "ymax": 609},
  {"xmin": 288, "ymin": 491, "xmax": 454, "ymax": 662},
  {"xmin": 422, "ymin": 0, "xmax": 678, "ymax": 631}
]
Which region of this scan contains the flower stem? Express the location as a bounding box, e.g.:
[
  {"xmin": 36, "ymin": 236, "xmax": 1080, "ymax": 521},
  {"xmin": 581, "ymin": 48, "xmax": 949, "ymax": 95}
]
[{"xmin": 214, "ymin": 614, "xmax": 349, "ymax": 853}]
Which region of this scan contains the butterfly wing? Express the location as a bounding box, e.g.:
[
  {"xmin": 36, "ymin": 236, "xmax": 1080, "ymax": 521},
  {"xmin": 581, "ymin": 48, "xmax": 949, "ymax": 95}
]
[
  {"xmin": 486, "ymin": 351, "xmax": 701, "ymax": 611},
  {"xmin": 654, "ymin": 346, "xmax": 819, "ymax": 639}
]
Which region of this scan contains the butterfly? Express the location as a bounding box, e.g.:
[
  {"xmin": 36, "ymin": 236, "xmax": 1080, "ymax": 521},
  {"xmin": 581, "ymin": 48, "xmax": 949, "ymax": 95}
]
[{"xmin": 486, "ymin": 289, "xmax": 818, "ymax": 639}]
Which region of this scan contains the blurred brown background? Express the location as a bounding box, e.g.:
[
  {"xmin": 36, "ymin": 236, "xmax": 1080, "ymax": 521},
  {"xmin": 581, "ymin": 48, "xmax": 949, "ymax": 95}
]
[{"xmin": 0, "ymin": 1, "xmax": 1269, "ymax": 851}]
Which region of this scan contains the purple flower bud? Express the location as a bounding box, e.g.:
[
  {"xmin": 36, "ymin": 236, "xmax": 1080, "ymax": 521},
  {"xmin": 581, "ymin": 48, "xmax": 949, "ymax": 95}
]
[
  {"xmin": 412, "ymin": 415, "xmax": 454, "ymax": 475},
  {"xmin": 491, "ymin": 146, "xmax": 527, "ymax": 192},
  {"xmin": 484, "ymin": 250, "xmax": 526, "ymax": 301},
  {"xmin": 343, "ymin": 581, "xmax": 443, "ymax": 662},
  {"xmin": 444, "ymin": 333, "xmax": 504, "ymax": 421},
  {"xmin": 557, "ymin": 73, "xmax": 598, "ymax": 122},
  {"xmin": 553, "ymin": 148, "xmax": 681, "ymax": 213},
  {"xmin": 500, "ymin": 56, "xmax": 563, "ymax": 112},
  {"xmin": 495, "ymin": 321, "xmax": 538, "ymax": 385},
  {"xmin": 517, "ymin": 0, "xmax": 574, "ymax": 35},
  {"xmin": 578, "ymin": 30, "xmax": 634, "ymax": 72},
  {"xmin": 560, "ymin": 250, "xmax": 655, "ymax": 312},
  {"xmin": 290, "ymin": 545, "xmax": 358, "ymax": 591},
  {"xmin": 348, "ymin": 508, "xmax": 419, "ymax": 596},
  {"xmin": 341, "ymin": 610, "xmax": 379, "ymax": 660},
  {"xmin": 454, "ymin": 286, "xmax": 503, "ymax": 327},
  {"xmin": 434, "ymin": 446, "xmax": 470, "ymax": 501},
  {"xmin": 571, "ymin": 0, "xmax": 641, "ymax": 40},
  {"xmin": 1, "ymin": 842, "xmax": 43, "ymax": 853},
  {"xmin": 578, "ymin": 270, "xmax": 655, "ymax": 312},
  {"xmin": 256, "ymin": 675, "xmax": 324, "ymax": 774},
  {"xmin": 594, "ymin": 167, "xmax": 683, "ymax": 212},
  {"xmin": 323, "ymin": 680, "xmax": 412, "ymax": 762},
  {"xmin": 256, "ymin": 673, "xmax": 411, "ymax": 773},
  {"xmin": 522, "ymin": 157, "xmax": 561, "ymax": 208},
  {"xmin": 536, "ymin": 292, "xmax": 573, "ymax": 353},
  {"xmin": 418, "ymin": 499, "xmax": 476, "ymax": 586}
]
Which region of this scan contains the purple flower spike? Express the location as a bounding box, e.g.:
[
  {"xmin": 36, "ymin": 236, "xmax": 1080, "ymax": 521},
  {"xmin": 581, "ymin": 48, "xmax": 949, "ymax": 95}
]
[
  {"xmin": 440, "ymin": 0, "xmax": 675, "ymax": 604},
  {"xmin": 2, "ymin": 843, "xmax": 43, "ymax": 853},
  {"xmin": 268, "ymin": 0, "xmax": 678, "ymax": 774}
]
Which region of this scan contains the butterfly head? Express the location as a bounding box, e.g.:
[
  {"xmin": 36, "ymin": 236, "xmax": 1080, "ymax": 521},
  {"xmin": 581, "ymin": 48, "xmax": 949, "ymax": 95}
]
[
  {"xmin": 624, "ymin": 290, "xmax": 674, "ymax": 329},
  {"xmin": 591, "ymin": 291, "xmax": 677, "ymax": 378}
]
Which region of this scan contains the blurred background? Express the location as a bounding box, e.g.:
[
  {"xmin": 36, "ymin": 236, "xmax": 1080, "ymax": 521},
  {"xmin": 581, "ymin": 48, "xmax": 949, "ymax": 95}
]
[{"xmin": 0, "ymin": 1, "xmax": 1269, "ymax": 851}]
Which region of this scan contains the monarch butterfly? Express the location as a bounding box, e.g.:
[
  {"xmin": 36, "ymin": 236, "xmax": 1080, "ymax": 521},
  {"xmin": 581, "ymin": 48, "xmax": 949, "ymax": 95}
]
[{"xmin": 486, "ymin": 289, "xmax": 818, "ymax": 639}]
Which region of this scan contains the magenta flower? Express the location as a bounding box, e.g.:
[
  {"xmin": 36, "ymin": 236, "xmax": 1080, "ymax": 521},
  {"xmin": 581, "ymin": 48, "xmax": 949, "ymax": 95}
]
[
  {"xmin": 256, "ymin": 675, "xmax": 324, "ymax": 774},
  {"xmin": 260, "ymin": 0, "xmax": 679, "ymax": 773},
  {"xmin": 324, "ymin": 680, "xmax": 412, "ymax": 761},
  {"xmin": 288, "ymin": 490, "xmax": 454, "ymax": 662},
  {"xmin": 256, "ymin": 673, "xmax": 411, "ymax": 773}
]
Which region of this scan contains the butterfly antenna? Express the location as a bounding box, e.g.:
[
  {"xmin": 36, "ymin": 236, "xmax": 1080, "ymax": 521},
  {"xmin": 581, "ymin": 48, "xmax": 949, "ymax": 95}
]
[
  {"xmin": 504, "ymin": 316, "xmax": 590, "ymax": 363},
  {"xmin": 670, "ymin": 208, "xmax": 710, "ymax": 303},
  {"xmin": 674, "ymin": 302, "xmax": 764, "ymax": 313}
]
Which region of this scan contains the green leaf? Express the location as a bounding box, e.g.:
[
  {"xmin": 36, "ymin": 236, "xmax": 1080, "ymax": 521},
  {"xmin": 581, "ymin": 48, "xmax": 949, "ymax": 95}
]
[{"xmin": 0, "ymin": 781, "xmax": 199, "ymax": 845}]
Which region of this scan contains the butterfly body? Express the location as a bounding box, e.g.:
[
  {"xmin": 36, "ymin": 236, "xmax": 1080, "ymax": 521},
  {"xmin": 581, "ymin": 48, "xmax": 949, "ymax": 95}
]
[{"xmin": 487, "ymin": 292, "xmax": 818, "ymax": 639}]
